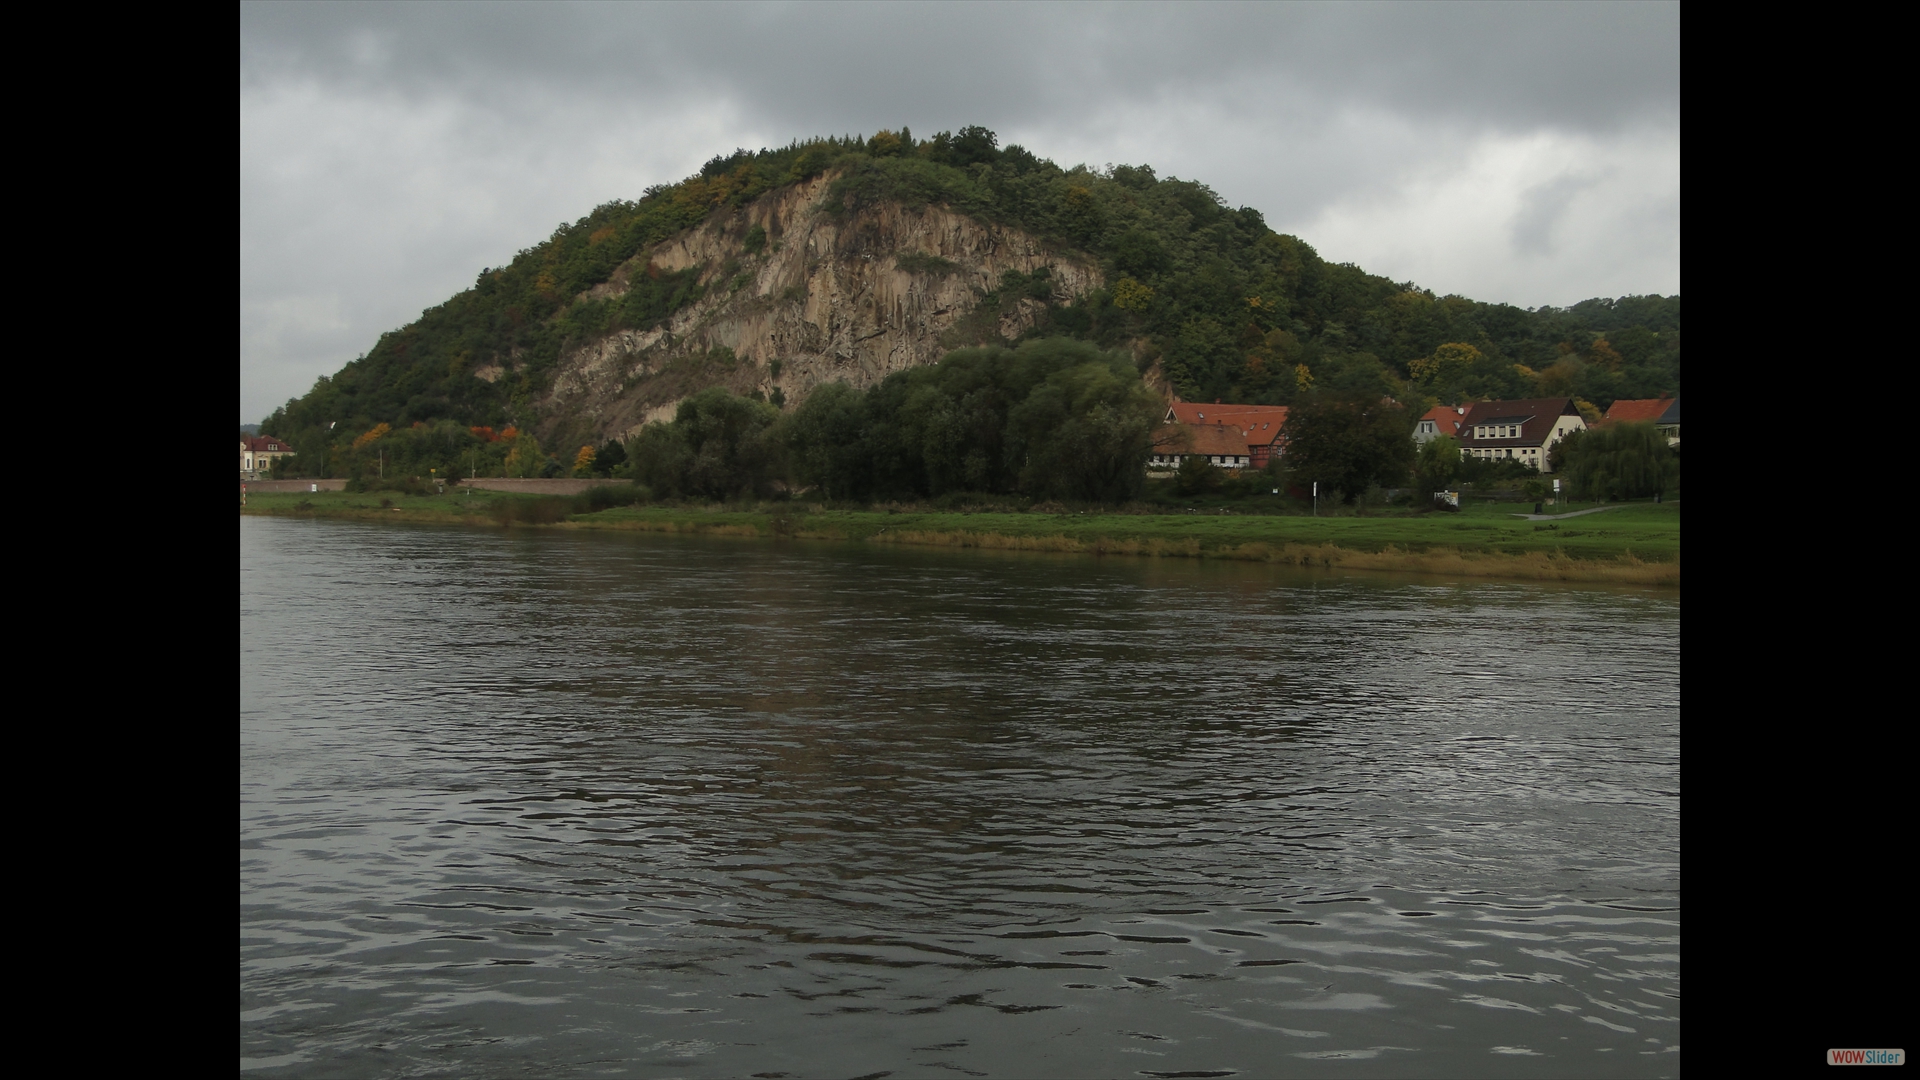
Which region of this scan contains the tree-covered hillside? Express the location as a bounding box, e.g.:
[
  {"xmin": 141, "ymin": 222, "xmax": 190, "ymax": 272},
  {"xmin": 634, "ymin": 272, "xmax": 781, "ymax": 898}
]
[{"xmin": 262, "ymin": 125, "xmax": 1678, "ymax": 465}]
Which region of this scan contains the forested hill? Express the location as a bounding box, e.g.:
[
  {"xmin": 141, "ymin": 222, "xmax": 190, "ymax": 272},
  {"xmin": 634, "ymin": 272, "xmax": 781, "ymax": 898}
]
[{"xmin": 262, "ymin": 125, "xmax": 1678, "ymax": 456}]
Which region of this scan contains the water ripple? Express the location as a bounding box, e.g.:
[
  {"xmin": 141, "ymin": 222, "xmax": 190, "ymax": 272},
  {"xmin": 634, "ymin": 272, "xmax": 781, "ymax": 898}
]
[{"xmin": 242, "ymin": 519, "xmax": 1677, "ymax": 1077}]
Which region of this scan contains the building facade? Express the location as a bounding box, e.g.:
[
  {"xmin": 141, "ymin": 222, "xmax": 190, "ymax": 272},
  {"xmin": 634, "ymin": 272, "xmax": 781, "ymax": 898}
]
[
  {"xmin": 241, "ymin": 435, "xmax": 295, "ymax": 479},
  {"xmin": 1604, "ymin": 397, "xmax": 1680, "ymax": 447},
  {"xmin": 1415, "ymin": 405, "xmax": 1466, "ymax": 445},
  {"xmin": 1452, "ymin": 398, "xmax": 1585, "ymax": 472},
  {"xmin": 1163, "ymin": 403, "xmax": 1289, "ymax": 468},
  {"xmin": 1149, "ymin": 423, "xmax": 1255, "ymax": 472}
]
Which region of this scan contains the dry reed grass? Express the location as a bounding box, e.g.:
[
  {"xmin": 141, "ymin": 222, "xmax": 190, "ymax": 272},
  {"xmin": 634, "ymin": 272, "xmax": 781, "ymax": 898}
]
[
  {"xmin": 255, "ymin": 501, "xmax": 1675, "ymax": 586},
  {"xmin": 869, "ymin": 529, "xmax": 1676, "ymax": 585},
  {"xmin": 561, "ymin": 517, "xmax": 764, "ymax": 538}
]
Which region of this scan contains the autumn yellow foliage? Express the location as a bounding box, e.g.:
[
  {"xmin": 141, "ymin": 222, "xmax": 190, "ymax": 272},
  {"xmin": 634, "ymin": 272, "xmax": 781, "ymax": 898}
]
[
  {"xmin": 351, "ymin": 423, "xmax": 391, "ymax": 450},
  {"xmin": 1411, "ymin": 342, "xmax": 1482, "ymax": 384},
  {"xmin": 1112, "ymin": 277, "xmax": 1154, "ymax": 313}
]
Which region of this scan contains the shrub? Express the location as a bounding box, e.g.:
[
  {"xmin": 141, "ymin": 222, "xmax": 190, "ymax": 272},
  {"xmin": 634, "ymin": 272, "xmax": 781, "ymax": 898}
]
[
  {"xmin": 1552, "ymin": 422, "xmax": 1678, "ymax": 500},
  {"xmin": 896, "ymin": 251, "xmax": 960, "ymax": 276},
  {"xmin": 574, "ymin": 484, "xmax": 638, "ymax": 514},
  {"xmin": 1413, "ymin": 434, "xmax": 1461, "ymax": 496},
  {"xmin": 1174, "ymin": 455, "xmax": 1223, "ymax": 495},
  {"xmin": 490, "ymin": 496, "xmax": 574, "ymax": 525}
]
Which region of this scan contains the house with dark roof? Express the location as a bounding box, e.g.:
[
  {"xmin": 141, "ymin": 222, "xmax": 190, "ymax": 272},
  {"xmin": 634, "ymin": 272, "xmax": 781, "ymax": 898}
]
[
  {"xmin": 241, "ymin": 435, "xmax": 295, "ymax": 479},
  {"xmin": 1149, "ymin": 422, "xmax": 1256, "ymax": 473},
  {"xmin": 1657, "ymin": 398, "xmax": 1679, "ymax": 447},
  {"xmin": 1454, "ymin": 398, "xmax": 1585, "ymax": 472},
  {"xmin": 1163, "ymin": 403, "xmax": 1290, "ymax": 468},
  {"xmin": 1604, "ymin": 397, "xmax": 1680, "ymax": 447}
]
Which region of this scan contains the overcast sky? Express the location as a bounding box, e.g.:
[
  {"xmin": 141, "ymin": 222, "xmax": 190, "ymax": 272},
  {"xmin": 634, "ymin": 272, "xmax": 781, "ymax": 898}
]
[{"xmin": 240, "ymin": 1, "xmax": 1678, "ymax": 424}]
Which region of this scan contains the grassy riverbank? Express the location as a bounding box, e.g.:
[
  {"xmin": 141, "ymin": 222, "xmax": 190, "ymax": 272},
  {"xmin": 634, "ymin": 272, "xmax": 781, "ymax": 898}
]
[{"xmin": 243, "ymin": 488, "xmax": 1679, "ymax": 585}]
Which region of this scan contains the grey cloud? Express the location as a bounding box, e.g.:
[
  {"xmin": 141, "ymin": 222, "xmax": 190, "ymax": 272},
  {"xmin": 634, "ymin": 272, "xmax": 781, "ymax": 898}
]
[
  {"xmin": 1510, "ymin": 170, "xmax": 1605, "ymax": 257},
  {"xmin": 241, "ymin": 2, "xmax": 1676, "ymax": 136},
  {"xmin": 239, "ymin": 2, "xmax": 1677, "ymax": 423}
]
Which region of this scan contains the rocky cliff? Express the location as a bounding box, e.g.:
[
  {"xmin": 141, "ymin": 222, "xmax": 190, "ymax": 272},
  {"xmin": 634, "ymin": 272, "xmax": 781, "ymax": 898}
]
[{"xmin": 542, "ymin": 174, "xmax": 1102, "ymax": 441}]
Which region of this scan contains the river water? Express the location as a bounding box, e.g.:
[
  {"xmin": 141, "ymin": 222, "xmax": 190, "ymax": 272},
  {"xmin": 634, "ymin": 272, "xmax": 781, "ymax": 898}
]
[{"xmin": 239, "ymin": 516, "xmax": 1679, "ymax": 1078}]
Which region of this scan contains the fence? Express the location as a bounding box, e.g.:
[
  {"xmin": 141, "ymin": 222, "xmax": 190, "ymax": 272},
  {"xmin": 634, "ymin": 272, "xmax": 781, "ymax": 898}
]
[{"xmin": 456, "ymin": 478, "xmax": 636, "ymax": 495}]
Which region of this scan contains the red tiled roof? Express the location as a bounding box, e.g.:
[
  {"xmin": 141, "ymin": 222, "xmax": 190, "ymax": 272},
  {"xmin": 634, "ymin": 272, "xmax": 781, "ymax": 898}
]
[
  {"xmin": 1232, "ymin": 410, "xmax": 1288, "ymax": 448},
  {"xmin": 1604, "ymin": 398, "xmax": 1673, "ymax": 424},
  {"xmin": 1166, "ymin": 402, "xmax": 1288, "ymax": 426},
  {"xmin": 242, "ymin": 436, "xmax": 293, "ymax": 453},
  {"xmin": 1419, "ymin": 405, "xmax": 1465, "ymax": 437},
  {"xmin": 1164, "ymin": 403, "xmax": 1288, "ymax": 451},
  {"xmin": 1152, "ymin": 423, "xmax": 1256, "ymax": 458}
]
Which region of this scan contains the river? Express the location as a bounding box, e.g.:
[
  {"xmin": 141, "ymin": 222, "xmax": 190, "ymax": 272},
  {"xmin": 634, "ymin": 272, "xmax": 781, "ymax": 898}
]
[{"xmin": 240, "ymin": 516, "xmax": 1678, "ymax": 1078}]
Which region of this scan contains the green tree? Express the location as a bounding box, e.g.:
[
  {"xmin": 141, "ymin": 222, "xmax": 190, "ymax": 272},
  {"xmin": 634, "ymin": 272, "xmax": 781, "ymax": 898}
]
[
  {"xmin": 593, "ymin": 438, "xmax": 628, "ymax": 477},
  {"xmin": 1174, "ymin": 453, "xmax": 1224, "ymax": 495},
  {"xmin": 504, "ymin": 432, "xmax": 546, "ymax": 477},
  {"xmin": 1005, "ymin": 352, "xmax": 1158, "ymax": 501},
  {"xmin": 781, "ymin": 381, "xmax": 872, "ymax": 501},
  {"xmin": 628, "ymin": 422, "xmax": 692, "ymax": 496},
  {"xmin": 1282, "ymin": 393, "xmax": 1415, "ymax": 503},
  {"xmin": 1410, "ymin": 342, "xmax": 1481, "ymax": 399},
  {"xmin": 1414, "ymin": 434, "xmax": 1462, "ymax": 495},
  {"xmin": 675, "ymin": 387, "xmax": 785, "ymax": 499},
  {"xmin": 1111, "ymin": 277, "xmax": 1154, "ymax": 313},
  {"xmin": 776, "ymin": 337, "xmax": 1154, "ymax": 503},
  {"xmin": 1551, "ymin": 422, "xmax": 1677, "ymax": 500}
]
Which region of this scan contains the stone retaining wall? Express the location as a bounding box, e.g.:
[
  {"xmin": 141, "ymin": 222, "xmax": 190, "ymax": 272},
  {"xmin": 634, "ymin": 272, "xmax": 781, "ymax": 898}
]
[
  {"xmin": 241, "ymin": 479, "xmax": 347, "ymax": 492},
  {"xmin": 238, "ymin": 477, "xmax": 635, "ymax": 495}
]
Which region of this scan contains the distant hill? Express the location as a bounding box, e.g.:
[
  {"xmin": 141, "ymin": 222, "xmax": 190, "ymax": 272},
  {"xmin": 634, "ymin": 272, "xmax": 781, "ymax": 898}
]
[{"xmin": 263, "ymin": 126, "xmax": 1677, "ymax": 458}]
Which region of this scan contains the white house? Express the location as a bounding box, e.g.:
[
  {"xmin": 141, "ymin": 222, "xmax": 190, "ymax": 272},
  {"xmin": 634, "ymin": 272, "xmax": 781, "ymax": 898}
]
[
  {"xmin": 1148, "ymin": 423, "xmax": 1255, "ymax": 473},
  {"xmin": 241, "ymin": 435, "xmax": 295, "ymax": 478},
  {"xmin": 1452, "ymin": 398, "xmax": 1585, "ymax": 472}
]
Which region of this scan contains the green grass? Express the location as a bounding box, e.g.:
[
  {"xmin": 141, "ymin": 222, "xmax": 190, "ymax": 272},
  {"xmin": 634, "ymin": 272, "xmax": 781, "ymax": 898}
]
[
  {"xmin": 585, "ymin": 501, "xmax": 1676, "ymax": 561},
  {"xmin": 242, "ymin": 489, "xmax": 1678, "ymax": 582},
  {"xmin": 242, "ymin": 488, "xmax": 520, "ymax": 524}
]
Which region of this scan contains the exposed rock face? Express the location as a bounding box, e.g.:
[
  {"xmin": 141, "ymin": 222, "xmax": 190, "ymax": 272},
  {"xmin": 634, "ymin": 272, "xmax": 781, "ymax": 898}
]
[{"xmin": 542, "ymin": 175, "xmax": 1102, "ymax": 441}]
